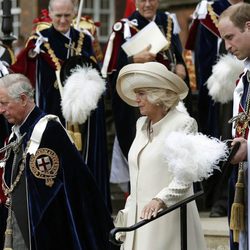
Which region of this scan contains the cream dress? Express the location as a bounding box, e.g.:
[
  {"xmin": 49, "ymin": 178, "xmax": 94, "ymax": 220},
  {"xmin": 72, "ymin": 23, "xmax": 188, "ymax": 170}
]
[{"xmin": 115, "ymin": 107, "xmax": 207, "ymax": 250}]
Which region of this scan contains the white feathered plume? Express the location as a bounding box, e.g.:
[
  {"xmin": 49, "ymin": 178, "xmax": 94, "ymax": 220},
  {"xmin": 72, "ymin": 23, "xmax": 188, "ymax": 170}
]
[
  {"xmin": 206, "ymin": 54, "xmax": 244, "ymax": 104},
  {"xmin": 61, "ymin": 66, "xmax": 106, "ymax": 124},
  {"xmin": 163, "ymin": 131, "xmax": 229, "ymax": 184},
  {"xmin": 176, "ymin": 101, "xmax": 188, "ymax": 114}
]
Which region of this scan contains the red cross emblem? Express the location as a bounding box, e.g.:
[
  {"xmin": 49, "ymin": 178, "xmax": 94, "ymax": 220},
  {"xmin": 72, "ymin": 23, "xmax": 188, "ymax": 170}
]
[{"xmin": 37, "ymin": 156, "xmax": 52, "ymax": 172}]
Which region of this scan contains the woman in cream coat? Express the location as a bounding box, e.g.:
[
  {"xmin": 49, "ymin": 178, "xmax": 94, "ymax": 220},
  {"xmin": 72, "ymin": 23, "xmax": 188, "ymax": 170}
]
[{"xmin": 115, "ymin": 62, "xmax": 207, "ymax": 250}]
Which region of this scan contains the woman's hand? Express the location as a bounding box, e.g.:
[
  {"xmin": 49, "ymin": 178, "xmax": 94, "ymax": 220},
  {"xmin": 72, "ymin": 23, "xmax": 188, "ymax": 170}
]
[{"xmin": 140, "ymin": 198, "xmax": 167, "ymax": 220}]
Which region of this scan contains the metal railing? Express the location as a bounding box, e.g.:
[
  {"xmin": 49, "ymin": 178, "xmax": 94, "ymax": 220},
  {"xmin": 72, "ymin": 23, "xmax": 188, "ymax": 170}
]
[
  {"xmin": 109, "ymin": 141, "xmax": 240, "ymax": 249},
  {"xmin": 109, "ymin": 189, "xmax": 204, "ymax": 250}
]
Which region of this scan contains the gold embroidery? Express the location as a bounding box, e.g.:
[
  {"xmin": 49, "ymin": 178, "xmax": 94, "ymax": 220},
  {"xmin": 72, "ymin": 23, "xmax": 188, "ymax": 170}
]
[
  {"xmin": 30, "ymin": 148, "xmax": 59, "ymax": 187},
  {"xmin": 165, "ymin": 15, "xmax": 172, "ymax": 51},
  {"xmin": 207, "ymin": 3, "xmax": 219, "ymax": 28},
  {"xmin": 43, "ymin": 31, "xmax": 85, "ymax": 72}
]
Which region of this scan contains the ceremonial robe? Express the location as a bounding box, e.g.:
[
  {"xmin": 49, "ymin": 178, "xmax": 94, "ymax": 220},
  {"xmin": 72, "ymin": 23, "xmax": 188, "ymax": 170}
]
[
  {"xmin": 11, "ymin": 25, "xmax": 112, "ymax": 211},
  {"xmin": 231, "ymin": 65, "xmax": 250, "ymax": 250},
  {"xmin": 0, "ymin": 107, "xmax": 116, "ymax": 250},
  {"xmin": 188, "ymin": 0, "xmax": 231, "ymax": 137}
]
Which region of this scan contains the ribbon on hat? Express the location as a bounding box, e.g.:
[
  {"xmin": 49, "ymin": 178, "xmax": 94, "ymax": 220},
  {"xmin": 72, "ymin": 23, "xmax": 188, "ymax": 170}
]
[{"xmin": 34, "ymin": 31, "xmax": 49, "ymax": 54}]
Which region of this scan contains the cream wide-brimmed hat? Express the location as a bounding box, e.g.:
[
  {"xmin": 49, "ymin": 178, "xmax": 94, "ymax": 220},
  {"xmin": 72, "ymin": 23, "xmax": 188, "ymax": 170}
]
[{"xmin": 116, "ymin": 62, "xmax": 189, "ymax": 106}]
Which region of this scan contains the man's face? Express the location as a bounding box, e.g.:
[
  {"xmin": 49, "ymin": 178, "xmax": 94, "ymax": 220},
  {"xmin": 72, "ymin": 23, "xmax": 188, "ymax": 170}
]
[
  {"xmin": 136, "ymin": 0, "xmax": 159, "ymax": 21},
  {"xmin": 49, "ymin": 0, "xmax": 75, "ymax": 34},
  {"xmin": 219, "ymin": 17, "xmax": 250, "ymax": 60},
  {"xmin": 0, "ymin": 88, "xmax": 25, "ymax": 125}
]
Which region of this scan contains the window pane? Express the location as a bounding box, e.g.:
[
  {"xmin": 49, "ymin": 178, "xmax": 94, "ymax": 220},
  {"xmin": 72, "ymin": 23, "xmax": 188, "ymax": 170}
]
[
  {"xmin": 84, "ymin": 0, "xmax": 94, "ymax": 9},
  {"xmin": 101, "ymin": 0, "xmax": 109, "ymax": 9},
  {"xmin": 100, "ymin": 14, "xmax": 109, "ymax": 36}
]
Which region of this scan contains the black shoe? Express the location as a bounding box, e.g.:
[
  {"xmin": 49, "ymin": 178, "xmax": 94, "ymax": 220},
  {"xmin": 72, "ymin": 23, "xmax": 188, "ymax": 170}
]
[{"xmin": 209, "ymin": 207, "xmax": 227, "ymax": 218}]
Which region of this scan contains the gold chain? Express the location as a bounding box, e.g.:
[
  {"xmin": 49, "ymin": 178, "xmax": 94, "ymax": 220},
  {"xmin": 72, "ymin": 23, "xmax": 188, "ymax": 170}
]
[
  {"xmin": 165, "ymin": 15, "xmax": 172, "ymax": 51},
  {"xmin": 2, "ymin": 141, "xmax": 30, "ymax": 197},
  {"xmin": 43, "ymin": 31, "xmax": 85, "ymax": 71}
]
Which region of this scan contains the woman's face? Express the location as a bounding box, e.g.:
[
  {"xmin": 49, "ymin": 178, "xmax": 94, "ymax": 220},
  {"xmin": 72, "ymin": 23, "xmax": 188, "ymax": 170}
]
[{"xmin": 135, "ymin": 89, "xmax": 161, "ymax": 118}]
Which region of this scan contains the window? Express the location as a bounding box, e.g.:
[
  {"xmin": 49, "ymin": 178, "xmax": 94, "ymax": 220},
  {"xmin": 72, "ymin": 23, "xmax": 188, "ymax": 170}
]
[{"xmin": 81, "ymin": 0, "xmax": 114, "ymax": 43}]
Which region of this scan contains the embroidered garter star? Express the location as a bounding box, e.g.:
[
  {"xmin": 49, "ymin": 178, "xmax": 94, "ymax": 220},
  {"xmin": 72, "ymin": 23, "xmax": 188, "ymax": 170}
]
[{"xmin": 30, "ymin": 148, "xmax": 59, "ymax": 187}]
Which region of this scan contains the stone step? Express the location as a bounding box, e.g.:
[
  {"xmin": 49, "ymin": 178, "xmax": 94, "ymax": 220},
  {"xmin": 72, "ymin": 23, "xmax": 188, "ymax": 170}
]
[{"xmin": 200, "ymin": 212, "xmax": 229, "ymax": 250}]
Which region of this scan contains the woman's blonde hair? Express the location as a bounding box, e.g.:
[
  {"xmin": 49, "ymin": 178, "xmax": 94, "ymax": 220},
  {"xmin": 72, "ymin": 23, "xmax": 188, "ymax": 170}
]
[{"xmin": 136, "ymin": 87, "xmax": 179, "ymax": 111}]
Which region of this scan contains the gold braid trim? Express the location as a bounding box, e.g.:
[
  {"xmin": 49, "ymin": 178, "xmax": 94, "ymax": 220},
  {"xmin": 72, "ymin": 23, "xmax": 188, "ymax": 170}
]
[
  {"xmin": 25, "ymin": 35, "xmax": 39, "ymax": 48},
  {"xmin": 43, "ymin": 42, "xmax": 61, "ymax": 71},
  {"xmin": 165, "ymin": 15, "xmax": 172, "ymax": 51},
  {"xmin": 43, "ymin": 31, "xmax": 85, "ymax": 71},
  {"xmin": 75, "ymin": 31, "xmax": 84, "ymax": 56},
  {"xmin": 207, "ymin": 3, "xmax": 219, "ymax": 28},
  {"xmin": 130, "ymin": 24, "xmax": 139, "ymax": 33}
]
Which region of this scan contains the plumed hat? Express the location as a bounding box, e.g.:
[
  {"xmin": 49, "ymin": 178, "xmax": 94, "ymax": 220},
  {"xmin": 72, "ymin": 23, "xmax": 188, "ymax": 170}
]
[
  {"xmin": 116, "ymin": 62, "xmax": 188, "ymax": 107},
  {"xmin": 206, "ymin": 54, "xmax": 244, "ymax": 104},
  {"xmin": 60, "ymin": 55, "xmax": 99, "ymax": 86},
  {"xmin": 60, "ymin": 55, "xmax": 106, "ymax": 124}
]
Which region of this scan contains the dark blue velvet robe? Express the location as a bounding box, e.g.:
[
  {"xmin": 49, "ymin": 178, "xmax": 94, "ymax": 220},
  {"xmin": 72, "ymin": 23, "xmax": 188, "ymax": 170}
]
[
  {"xmin": 0, "ymin": 44, "xmax": 14, "ymax": 148},
  {"xmin": 11, "ymin": 25, "xmax": 112, "ymax": 212},
  {"xmin": 0, "ymin": 107, "xmax": 117, "ymax": 250},
  {"xmin": 194, "ymin": 0, "xmax": 231, "ymax": 137},
  {"xmin": 192, "ymin": 1, "xmax": 238, "ymax": 249}
]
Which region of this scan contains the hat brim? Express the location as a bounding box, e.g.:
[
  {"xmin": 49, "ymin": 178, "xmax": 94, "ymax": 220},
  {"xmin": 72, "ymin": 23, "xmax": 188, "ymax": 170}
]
[{"xmin": 116, "ymin": 62, "xmax": 189, "ymax": 107}]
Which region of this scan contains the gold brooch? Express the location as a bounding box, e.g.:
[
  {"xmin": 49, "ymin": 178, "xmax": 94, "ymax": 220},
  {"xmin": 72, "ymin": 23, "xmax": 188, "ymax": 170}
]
[{"xmin": 30, "ymin": 148, "xmax": 59, "ymax": 187}]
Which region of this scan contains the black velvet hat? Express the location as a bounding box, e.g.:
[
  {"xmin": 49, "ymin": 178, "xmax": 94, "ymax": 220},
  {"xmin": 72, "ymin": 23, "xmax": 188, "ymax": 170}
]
[{"xmin": 60, "ymin": 55, "xmax": 99, "ymax": 86}]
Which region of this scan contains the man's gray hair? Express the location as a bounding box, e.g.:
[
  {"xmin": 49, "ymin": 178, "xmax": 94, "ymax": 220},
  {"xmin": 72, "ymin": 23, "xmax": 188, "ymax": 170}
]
[{"xmin": 0, "ymin": 73, "xmax": 34, "ymax": 100}]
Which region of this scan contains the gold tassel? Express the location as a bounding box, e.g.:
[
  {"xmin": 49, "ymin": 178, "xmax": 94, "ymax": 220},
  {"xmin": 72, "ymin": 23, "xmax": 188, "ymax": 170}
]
[
  {"xmin": 73, "ymin": 124, "xmax": 82, "ymax": 151},
  {"xmin": 66, "ymin": 122, "xmax": 82, "ymax": 151},
  {"xmin": 4, "ymin": 202, "xmax": 13, "ymax": 250},
  {"xmin": 230, "ymin": 165, "xmax": 245, "ymax": 243},
  {"xmin": 66, "ymin": 122, "xmax": 74, "ymax": 140}
]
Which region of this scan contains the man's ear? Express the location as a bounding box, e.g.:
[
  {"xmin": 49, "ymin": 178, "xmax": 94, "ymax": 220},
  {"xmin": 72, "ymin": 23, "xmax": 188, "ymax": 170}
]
[
  {"xmin": 19, "ymin": 93, "xmax": 28, "ymax": 106},
  {"xmin": 245, "ymin": 21, "xmax": 250, "ymax": 31}
]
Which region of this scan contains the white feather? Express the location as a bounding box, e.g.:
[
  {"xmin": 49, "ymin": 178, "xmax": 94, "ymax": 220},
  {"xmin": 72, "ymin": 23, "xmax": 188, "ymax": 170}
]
[
  {"xmin": 163, "ymin": 131, "xmax": 228, "ymax": 184},
  {"xmin": 176, "ymin": 101, "xmax": 188, "ymax": 114},
  {"xmin": 61, "ymin": 66, "xmax": 106, "ymax": 124},
  {"xmin": 206, "ymin": 54, "xmax": 244, "ymax": 104}
]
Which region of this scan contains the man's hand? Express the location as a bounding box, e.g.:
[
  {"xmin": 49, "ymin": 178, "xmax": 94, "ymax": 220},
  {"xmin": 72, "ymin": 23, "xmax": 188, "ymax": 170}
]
[
  {"xmin": 230, "ymin": 137, "xmax": 248, "ymax": 164},
  {"xmin": 175, "ymin": 64, "xmax": 186, "ymax": 80},
  {"xmin": 132, "ymin": 44, "xmax": 156, "ymax": 63}
]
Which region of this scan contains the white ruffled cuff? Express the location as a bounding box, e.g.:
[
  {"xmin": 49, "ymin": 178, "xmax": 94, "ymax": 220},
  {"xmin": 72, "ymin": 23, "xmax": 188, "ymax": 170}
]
[{"xmin": 155, "ymin": 178, "xmax": 191, "ymax": 207}]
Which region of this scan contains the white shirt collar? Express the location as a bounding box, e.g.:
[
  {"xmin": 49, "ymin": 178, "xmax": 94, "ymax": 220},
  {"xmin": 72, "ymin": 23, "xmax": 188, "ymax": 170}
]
[
  {"xmin": 61, "ymin": 29, "xmax": 71, "ymax": 39},
  {"xmin": 12, "ymin": 106, "xmax": 35, "ymax": 139}
]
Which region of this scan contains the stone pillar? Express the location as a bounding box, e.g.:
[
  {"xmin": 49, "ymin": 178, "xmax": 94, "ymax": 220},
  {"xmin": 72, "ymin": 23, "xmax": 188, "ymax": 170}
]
[{"xmin": 19, "ymin": 0, "xmax": 38, "ymax": 39}]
